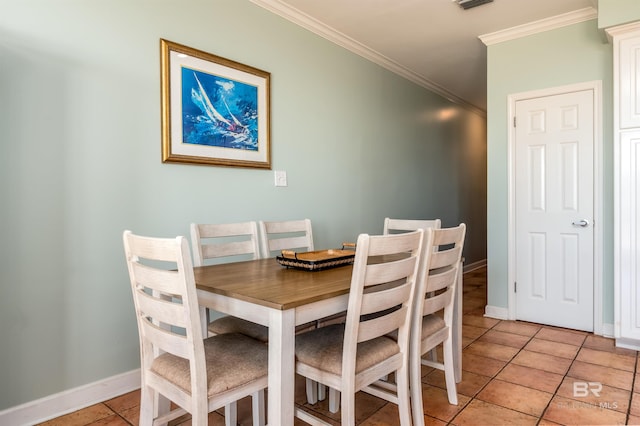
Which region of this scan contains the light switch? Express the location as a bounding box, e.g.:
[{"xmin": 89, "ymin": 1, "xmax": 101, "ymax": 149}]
[{"xmin": 274, "ymin": 170, "xmax": 287, "ymax": 187}]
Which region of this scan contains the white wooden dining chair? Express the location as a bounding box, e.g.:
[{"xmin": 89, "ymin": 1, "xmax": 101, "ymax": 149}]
[
  {"xmin": 385, "ymin": 218, "xmax": 465, "ymax": 383},
  {"xmin": 123, "ymin": 230, "xmax": 268, "ymax": 426},
  {"xmin": 384, "ymin": 217, "xmax": 442, "ymax": 356},
  {"xmin": 190, "ymin": 222, "xmax": 269, "ymax": 343},
  {"xmin": 409, "ymin": 224, "xmax": 466, "ymax": 425},
  {"xmin": 294, "ymin": 230, "xmax": 424, "ymax": 426},
  {"xmin": 307, "ymin": 218, "xmax": 443, "ymax": 412},
  {"xmin": 258, "ymin": 218, "xmax": 314, "ymax": 258},
  {"xmin": 319, "ymin": 217, "xmax": 443, "ymax": 415}
]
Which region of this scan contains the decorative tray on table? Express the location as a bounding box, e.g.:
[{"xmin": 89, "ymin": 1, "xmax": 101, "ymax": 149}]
[{"xmin": 276, "ymin": 243, "xmax": 356, "ymax": 271}]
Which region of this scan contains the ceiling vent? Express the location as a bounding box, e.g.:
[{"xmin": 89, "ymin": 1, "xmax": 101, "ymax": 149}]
[{"xmin": 456, "ymin": 0, "xmax": 493, "ymax": 10}]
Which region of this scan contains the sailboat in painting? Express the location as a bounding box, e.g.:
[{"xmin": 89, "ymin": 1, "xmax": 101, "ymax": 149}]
[{"xmin": 183, "ymin": 69, "xmax": 258, "ymax": 150}]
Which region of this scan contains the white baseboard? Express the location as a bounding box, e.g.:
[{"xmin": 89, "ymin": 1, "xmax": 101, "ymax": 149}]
[
  {"xmin": 463, "ymin": 258, "xmax": 486, "ymax": 273},
  {"xmin": 600, "ymin": 323, "xmax": 614, "ymax": 338},
  {"xmin": 483, "ymin": 306, "xmax": 616, "ymax": 340},
  {"xmin": 0, "ymin": 369, "xmax": 140, "ymax": 426},
  {"xmin": 484, "ymin": 305, "xmax": 509, "ymax": 320},
  {"xmin": 615, "ymin": 337, "xmax": 640, "ymax": 351}
]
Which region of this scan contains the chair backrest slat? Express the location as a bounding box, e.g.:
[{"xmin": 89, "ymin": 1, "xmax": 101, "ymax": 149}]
[
  {"xmin": 361, "ymin": 281, "xmax": 412, "ymax": 316},
  {"xmin": 141, "ymin": 318, "xmax": 191, "ymax": 359},
  {"xmin": 432, "ymin": 226, "xmax": 463, "ymax": 245},
  {"xmin": 358, "ymin": 307, "xmax": 408, "ymax": 343},
  {"xmin": 429, "ymin": 246, "xmax": 463, "ymax": 270},
  {"xmin": 131, "ymin": 263, "xmax": 181, "ymax": 295},
  {"xmin": 425, "ymin": 266, "xmax": 458, "ymax": 293},
  {"xmin": 421, "ymin": 287, "xmax": 453, "ymax": 316},
  {"xmin": 364, "ymin": 257, "xmax": 416, "ymax": 286},
  {"xmin": 127, "ymin": 234, "xmax": 183, "ymax": 262},
  {"xmin": 136, "ymin": 290, "xmax": 188, "ymax": 329},
  {"xmin": 264, "ymin": 235, "xmax": 310, "ymax": 252},
  {"xmin": 201, "ymin": 240, "xmax": 258, "ymax": 260}
]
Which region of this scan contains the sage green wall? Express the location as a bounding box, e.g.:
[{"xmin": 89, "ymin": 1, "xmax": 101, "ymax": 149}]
[
  {"xmin": 486, "ymin": 20, "xmax": 612, "ymax": 319},
  {"xmin": 0, "ymin": 0, "xmax": 486, "ymax": 410},
  {"xmin": 598, "ymin": 0, "xmax": 640, "ymax": 28}
]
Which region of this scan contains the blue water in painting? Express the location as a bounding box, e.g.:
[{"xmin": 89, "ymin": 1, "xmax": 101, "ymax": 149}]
[{"xmin": 181, "ymin": 67, "xmax": 259, "ymax": 150}]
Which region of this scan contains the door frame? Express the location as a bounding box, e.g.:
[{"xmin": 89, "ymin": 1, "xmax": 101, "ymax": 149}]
[{"xmin": 506, "ymin": 80, "xmax": 603, "ymax": 335}]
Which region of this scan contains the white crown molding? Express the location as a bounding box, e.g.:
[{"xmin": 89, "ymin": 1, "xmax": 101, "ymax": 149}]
[
  {"xmin": 249, "ymin": 0, "xmax": 486, "ymax": 117},
  {"xmin": 605, "ymin": 20, "xmax": 640, "ymax": 43},
  {"xmin": 479, "ymin": 7, "xmax": 598, "ymax": 46}
]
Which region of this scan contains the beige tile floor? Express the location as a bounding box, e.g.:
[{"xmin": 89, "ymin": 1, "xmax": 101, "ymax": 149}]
[{"xmin": 38, "ymin": 267, "xmax": 640, "ymax": 425}]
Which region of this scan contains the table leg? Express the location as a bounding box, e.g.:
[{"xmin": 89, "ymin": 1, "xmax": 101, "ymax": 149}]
[
  {"xmin": 267, "ymin": 308, "xmax": 296, "ymax": 426},
  {"xmin": 453, "ymin": 261, "xmax": 463, "ymax": 383},
  {"xmin": 199, "ymin": 306, "xmax": 208, "ymax": 336}
]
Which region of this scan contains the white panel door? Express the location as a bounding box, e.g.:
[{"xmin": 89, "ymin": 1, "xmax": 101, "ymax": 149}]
[{"xmin": 515, "ymin": 89, "xmax": 594, "ymax": 331}]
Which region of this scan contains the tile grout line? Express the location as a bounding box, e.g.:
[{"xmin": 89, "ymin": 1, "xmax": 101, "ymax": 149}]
[
  {"xmin": 626, "ymin": 350, "xmax": 638, "ymax": 424},
  {"xmin": 445, "ymin": 301, "xmax": 496, "ymax": 423},
  {"xmin": 448, "ymin": 316, "xmax": 519, "ymax": 425},
  {"xmin": 533, "ymin": 331, "xmax": 586, "ymax": 425},
  {"xmin": 468, "ymin": 323, "xmax": 545, "ymax": 423}
]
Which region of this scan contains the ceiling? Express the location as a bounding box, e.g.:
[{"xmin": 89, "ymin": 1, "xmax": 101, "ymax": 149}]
[{"xmin": 250, "ymin": 0, "xmax": 598, "ymax": 115}]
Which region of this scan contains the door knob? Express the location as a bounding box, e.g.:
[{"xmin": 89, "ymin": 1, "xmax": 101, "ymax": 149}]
[{"xmin": 572, "ymin": 219, "xmax": 589, "ymax": 227}]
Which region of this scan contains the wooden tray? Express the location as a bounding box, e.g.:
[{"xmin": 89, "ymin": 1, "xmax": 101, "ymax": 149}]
[{"xmin": 276, "ymin": 244, "xmax": 355, "ymax": 271}]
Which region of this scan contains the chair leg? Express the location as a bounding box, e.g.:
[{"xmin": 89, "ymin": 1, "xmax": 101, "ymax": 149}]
[
  {"xmin": 410, "ymin": 350, "xmax": 426, "ymax": 426},
  {"xmin": 192, "ymin": 402, "xmax": 208, "ymax": 426},
  {"xmin": 443, "ymin": 337, "xmax": 459, "ymax": 405},
  {"xmin": 252, "ymin": 390, "xmax": 265, "ymax": 426},
  {"xmin": 306, "ymin": 378, "xmax": 318, "ymax": 404},
  {"xmin": 199, "ymin": 305, "xmax": 215, "ymax": 337},
  {"xmin": 139, "ymin": 385, "xmax": 155, "ymax": 425},
  {"xmin": 156, "ymin": 392, "xmax": 171, "ymax": 425},
  {"xmin": 225, "ymin": 401, "xmax": 237, "ymax": 426},
  {"xmin": 395, "ymin": 365, "xmax": 412, "ymax": 426},
  {"xmin": 340, "ymin": 389, "xmax": 356, "ymax": 426},
  {"xmin": 318, "ymin": 383, "xmax": 327, "ymax": 401},
  {"xmin": 329, "ymin": 388, "xmax": 340, "ymax": 413}
]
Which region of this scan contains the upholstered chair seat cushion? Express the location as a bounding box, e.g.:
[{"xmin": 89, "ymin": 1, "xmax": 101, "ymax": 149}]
[
  {"xmin": 295, "ymin": 324, "xmax": 399, "ymax": 375},
  {"xmin": 151, "ymin": 333, "xmax": 268, "ymax": 396},
  {"xmin": 384, "ymin": 313, "xmax": 445, "ymax": 342},
  {"xmin": 208, "ymin": 316, "xmax": 317, "ymax": 343},
  {"xmin": 422, "ymin": 314, "xmax": 446, "ymax": 336},
  {"xmin": 208, "ymin": 316, "xmax": 270, "ymax": 343}
]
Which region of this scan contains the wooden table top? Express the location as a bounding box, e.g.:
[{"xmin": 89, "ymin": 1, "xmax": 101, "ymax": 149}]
[{"xmin": 194, "ymin": 258, "xmax": 354, "ymax": 311}]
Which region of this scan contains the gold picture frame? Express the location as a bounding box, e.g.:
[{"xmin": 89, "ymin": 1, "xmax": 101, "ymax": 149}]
[{"xmin": 160, "ymin": 39, "xmax": 271, "ymax": 168}]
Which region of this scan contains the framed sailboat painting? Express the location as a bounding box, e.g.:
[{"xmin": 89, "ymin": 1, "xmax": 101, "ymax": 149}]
[{"xmin": 160, "ymin": 39, "xmax": 271, "ymax": 168}]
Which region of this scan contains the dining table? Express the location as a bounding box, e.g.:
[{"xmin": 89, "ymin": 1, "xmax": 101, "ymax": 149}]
[{"xmin": 194, "ymin": 256, "xmax": 463, "ymax": 426}]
